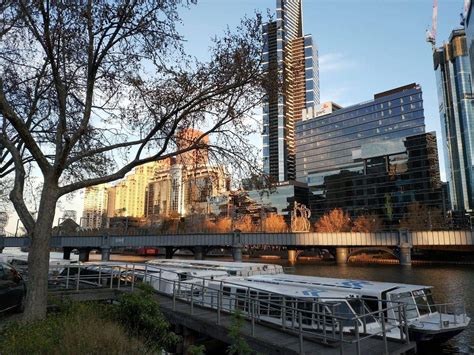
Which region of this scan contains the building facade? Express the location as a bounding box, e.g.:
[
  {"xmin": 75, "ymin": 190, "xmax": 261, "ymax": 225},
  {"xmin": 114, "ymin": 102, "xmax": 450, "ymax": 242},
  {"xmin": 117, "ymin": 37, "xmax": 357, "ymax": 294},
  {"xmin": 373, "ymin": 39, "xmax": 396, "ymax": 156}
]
[
  {"xmin": 106, "ymin": 161, "xmax": 166, "ymax": 218},
  {"xmin": 145, "ymin": 164, "xmax": 229, "ymax": 221},
  {"xmin": 434, "ymin": 29, "xmax": 474, "ymax": 212},
  {"xmin": 295, "ymin": 84, "xmax": 445, "ymax": 225},
  {"xmin": 262, "ymin": 0, "xmax": 319, "ymax": 182},
  {"xmin": 82, "ymin": 184, "xmax": 109, "ymax": 228}
]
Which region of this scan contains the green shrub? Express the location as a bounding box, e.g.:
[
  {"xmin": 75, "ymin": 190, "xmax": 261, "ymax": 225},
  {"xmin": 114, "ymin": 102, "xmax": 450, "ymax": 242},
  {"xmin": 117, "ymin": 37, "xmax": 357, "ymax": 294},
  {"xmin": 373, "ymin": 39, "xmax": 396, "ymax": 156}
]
[
  {"xmin": 111, "ymin": 286, "xmax": 179, "ymax": 351},
  {"xmin": 226, "ymin": 310, "xmax": 253, "ymax": 355}
]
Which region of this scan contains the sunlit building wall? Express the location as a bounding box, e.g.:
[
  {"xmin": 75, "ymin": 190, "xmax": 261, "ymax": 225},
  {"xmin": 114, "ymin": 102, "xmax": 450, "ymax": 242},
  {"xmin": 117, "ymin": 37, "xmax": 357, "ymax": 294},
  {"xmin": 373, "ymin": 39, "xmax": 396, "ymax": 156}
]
[
  {"xmin": 82, "ymin": 184, "xmax": 109, "ymax": 228},
  {"xmin": 262, "ymin": 0, "xmax": 319, "ymax": 182}
]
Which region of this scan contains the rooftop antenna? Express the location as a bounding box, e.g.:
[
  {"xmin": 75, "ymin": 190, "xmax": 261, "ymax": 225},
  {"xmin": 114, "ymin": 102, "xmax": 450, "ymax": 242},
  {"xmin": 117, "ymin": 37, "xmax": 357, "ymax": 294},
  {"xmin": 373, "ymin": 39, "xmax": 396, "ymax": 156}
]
[{"xmin": 426, "ymin": 0, "xmax": 438, "ymax": 49}]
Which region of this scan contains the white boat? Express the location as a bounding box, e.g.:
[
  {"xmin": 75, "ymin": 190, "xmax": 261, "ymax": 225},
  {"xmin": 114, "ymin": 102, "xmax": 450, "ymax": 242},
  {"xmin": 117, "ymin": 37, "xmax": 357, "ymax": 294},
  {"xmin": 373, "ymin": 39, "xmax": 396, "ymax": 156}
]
[
  {"xmin": 203, "ymin": 276, "xmax": 404, "ymax": 339},
  {"xmin": 145, "ymin": 259, "xmax": 284, "ymax": 277},
  {"xmin": 243, "ymin": 274, "xmax": 470, "ymax": 342}
]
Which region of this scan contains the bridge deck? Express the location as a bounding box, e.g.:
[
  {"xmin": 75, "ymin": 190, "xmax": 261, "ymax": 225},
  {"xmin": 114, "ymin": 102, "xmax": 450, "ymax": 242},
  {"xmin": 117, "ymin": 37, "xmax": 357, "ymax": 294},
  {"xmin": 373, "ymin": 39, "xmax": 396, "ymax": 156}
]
[{"xmin": 153, "ymin": 293, "xmax": 416, "ymax": 355}]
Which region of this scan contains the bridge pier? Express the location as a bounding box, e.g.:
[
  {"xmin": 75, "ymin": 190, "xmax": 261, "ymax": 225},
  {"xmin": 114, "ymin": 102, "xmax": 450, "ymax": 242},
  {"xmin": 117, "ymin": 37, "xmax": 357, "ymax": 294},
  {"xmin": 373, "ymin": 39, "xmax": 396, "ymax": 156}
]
[
  {"xmin": 336, "ymin": 247, "xmax": 349, "ymax": 264},
  {"xmin": 399, "ymin": 243, "xmax": 412, "ymax": 266},
  {"xmin": 193, "ymin": 246, "xmax": 205, "ymax": 260},
  {"xmin": 63, "ymin": 247, "xmax": 72, "ymax": 260},
  {"xmin": 165, "ymin": 246, "xmax": 174, "ymax": 259},
  {"xmin": 78, "ymin": 248, "xmax": 90, "ymax": 262},
  {"xmin": 101, "ymin": 247, "xmax": 111, "ymax": 261},
  {"xmin": 288, "ymin": 248, "xmax": 298, "ymax": 265},
  {"xmin": 232, "ymin": 245, "xmax": 243, "ymax": 262}
]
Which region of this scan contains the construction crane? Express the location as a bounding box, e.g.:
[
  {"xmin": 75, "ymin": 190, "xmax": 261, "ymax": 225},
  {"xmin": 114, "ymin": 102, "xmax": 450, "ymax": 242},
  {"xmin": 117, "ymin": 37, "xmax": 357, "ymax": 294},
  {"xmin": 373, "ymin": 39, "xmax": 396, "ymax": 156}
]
[{"xmin": 426, "ymin": 0, "xmax": 438, "ymax": 48}]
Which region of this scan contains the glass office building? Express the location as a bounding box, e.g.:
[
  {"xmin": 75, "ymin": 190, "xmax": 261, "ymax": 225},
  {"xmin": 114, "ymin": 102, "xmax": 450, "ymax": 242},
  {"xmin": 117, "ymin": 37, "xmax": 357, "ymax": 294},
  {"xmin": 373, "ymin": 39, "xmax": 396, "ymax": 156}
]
[
  {"xmin": 295, "ymin": 84, "xmax": 446, "ymax": 225},
  {"xmin": 262, "ymin": 0, "xmax": 319, "ymax": 182},
  {"xmin": 434, "ymin": 29, "xmax": 474, "ymax": 212}
]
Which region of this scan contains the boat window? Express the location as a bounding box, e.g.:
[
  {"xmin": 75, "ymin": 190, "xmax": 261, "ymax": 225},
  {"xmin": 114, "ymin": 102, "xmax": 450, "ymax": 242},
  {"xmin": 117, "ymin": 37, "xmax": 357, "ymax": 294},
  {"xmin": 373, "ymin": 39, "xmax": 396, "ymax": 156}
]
[
  {"xmin": 390, "ymin": 292, "xmax": 418, "ymax": 319},
  {"xmin": 223, "ymin": 287, "xmax": 231, "ymax": 297},
  {"xmin": 236, "ymin": 288, "xmax": 247, "ymax": 311},
  {"xmin": 297, "ymin": 301, "xmax": 313, "ymax": 325},
  {"xmin": 348, "ymin": 299, "xmax": 377, "ymax": 324},
  {"xmin": 412, "ymin": 290, "xmax": 430, "ymax": 316},
  {"xmin": 362, "ymin": 296, "xmax": 379, "ymax": 313},
  {"xmin": 424, "ymin": 289, "xmax": 437, "ymax": 312},
  {"xmin": 269, "ymin": 294, "xmax": 282, "ymax": 318},
  {"xmin": 284, "ymin": 297, "xmax": 295, "ymax": 322},
  {"xmin": 326, "ymin": 302, "xmax": 355, "ymax": 328},
  {"xmin": 178, "ymin": 273, "xmax": 188, "ymax": 281},
  {"xmin": 258, "ymin": 292, "xmax": 270, "ymax": 316}
]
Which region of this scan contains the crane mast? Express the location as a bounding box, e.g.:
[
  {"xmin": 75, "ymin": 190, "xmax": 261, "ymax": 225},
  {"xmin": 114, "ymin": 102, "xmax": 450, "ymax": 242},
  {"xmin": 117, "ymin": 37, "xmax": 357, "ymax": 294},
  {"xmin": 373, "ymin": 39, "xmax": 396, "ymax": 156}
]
[{"xmin": 426, "ymin": 0, "xmax": 438, "ymax": 48}]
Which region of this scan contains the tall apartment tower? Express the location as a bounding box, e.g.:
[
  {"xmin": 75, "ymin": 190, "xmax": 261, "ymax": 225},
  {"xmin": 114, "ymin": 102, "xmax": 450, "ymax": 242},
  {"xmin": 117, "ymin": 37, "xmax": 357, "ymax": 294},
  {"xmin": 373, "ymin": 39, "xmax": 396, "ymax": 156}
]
[
  {"xmin": 262, "ymin": 0, "xmax": 319, "ymax": 182},
  {"xmin": 434, "ymin": 29, "xmax": 474, "ymax": 212}
]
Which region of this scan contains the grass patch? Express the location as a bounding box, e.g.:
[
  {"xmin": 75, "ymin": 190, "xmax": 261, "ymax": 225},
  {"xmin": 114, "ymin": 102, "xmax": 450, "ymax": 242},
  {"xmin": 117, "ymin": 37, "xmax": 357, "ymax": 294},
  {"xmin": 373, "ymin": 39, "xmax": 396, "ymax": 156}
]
[{"xmin": 0, "ymin": 286, "xmax": 179, "ymax": 354}]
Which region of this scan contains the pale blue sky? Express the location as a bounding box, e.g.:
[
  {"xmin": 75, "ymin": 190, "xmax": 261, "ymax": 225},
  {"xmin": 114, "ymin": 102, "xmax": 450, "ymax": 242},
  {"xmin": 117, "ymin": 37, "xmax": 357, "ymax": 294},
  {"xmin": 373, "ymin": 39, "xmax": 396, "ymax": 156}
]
[{"xmin": 179, "ymin": 0, "xmax": 466, "ymax": 181}]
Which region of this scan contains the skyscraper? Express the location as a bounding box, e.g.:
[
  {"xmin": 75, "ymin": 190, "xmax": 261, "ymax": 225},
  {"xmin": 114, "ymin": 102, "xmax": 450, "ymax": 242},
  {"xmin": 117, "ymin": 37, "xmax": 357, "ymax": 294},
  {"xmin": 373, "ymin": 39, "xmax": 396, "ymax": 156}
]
[
  {"xmin": 262, "ymin": 0, "xmax": 319, "ymax": 182},
  {"xmin": 434, "ymin": 29, "xmax": 474, "ymax": 212}
]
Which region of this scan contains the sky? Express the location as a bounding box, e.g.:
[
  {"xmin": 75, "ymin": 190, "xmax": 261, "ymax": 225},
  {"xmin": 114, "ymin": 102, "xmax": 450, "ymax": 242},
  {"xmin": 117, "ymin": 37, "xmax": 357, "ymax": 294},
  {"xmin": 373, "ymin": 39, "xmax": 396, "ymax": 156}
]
[{"xmin": 3, "ymin": 0, "xmax": 466, "ymax": 233}]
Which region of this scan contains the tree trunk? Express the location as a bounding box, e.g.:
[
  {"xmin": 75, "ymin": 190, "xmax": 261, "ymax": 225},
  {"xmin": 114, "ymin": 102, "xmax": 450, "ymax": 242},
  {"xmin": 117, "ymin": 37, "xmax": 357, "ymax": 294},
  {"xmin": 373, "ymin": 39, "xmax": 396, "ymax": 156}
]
[{"xmin": 23, "ymin": 185, "xmax": 58, "ymax": 321}]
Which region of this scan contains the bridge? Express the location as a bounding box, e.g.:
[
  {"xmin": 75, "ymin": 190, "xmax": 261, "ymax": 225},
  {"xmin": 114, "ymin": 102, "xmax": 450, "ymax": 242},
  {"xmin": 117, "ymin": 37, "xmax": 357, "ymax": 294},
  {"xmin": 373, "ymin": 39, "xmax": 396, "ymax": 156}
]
[
  {"xmin": 44, "ymin": 263, "xmax": 417, "ymax": 354},
  {"xmin": 2, "ymin": 230, "xmax": 474, "ymax": 265}
]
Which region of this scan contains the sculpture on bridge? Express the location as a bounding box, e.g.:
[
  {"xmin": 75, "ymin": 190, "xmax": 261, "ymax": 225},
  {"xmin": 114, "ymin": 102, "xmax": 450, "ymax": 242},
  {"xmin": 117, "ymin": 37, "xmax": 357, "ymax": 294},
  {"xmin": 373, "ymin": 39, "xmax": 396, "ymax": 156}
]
[{"xmin": 291, "ymin": 202, "xmax": 311, "ymax": 232}]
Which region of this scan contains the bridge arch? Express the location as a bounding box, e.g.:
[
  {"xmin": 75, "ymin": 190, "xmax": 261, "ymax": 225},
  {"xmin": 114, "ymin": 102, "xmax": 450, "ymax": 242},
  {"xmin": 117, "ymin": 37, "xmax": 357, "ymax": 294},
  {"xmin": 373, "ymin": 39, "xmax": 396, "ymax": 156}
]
[{"xmin": 347, "ymin": 247, "xmax": 399, "ymax": 262}]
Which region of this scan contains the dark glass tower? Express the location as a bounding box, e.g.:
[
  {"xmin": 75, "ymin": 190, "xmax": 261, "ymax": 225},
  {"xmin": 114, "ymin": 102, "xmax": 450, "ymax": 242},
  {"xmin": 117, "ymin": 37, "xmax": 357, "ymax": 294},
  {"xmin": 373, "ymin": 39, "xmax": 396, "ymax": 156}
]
[
  {"xmin": 295, "ymin": 84, "xmax": 446, "ymax": 226},
  {"xmin": 262, "ymin": 0, "xmax": 319, "ymax": 182},
  {"xmin": 434, "ymin": 29, "xmax": 474, "ymax": 212}
]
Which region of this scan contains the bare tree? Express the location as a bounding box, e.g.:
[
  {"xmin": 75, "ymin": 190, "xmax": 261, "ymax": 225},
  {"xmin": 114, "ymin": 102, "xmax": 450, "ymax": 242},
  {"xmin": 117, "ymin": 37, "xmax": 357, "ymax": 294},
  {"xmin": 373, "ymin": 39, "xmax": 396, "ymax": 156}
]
[
  {"xmin": 0, "ymin": 1, "xmax": 266, "ymax": 320},
  {"xmin": 399, "ymin": 202, "xmax": 444, "ymax": 231}
]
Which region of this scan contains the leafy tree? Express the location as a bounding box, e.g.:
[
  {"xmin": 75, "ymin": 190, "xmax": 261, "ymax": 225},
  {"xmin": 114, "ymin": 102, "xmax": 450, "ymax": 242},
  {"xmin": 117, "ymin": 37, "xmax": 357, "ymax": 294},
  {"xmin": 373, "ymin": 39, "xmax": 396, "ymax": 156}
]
[
  {"xmin": 314, "ymin": 208, "xmax": 351, "ymax": 232},
  {"xmin": 399, "ymin": 202, "xmax": 445, "ymax": 231},
  {"xmin": 0, "ymin": 1, "xmax": 265, "ymax": 320},
  {"xmin": 352, "ymin": 213, "xmax": 383, "ymax": 233},
  {"xmin": 261, "ymin": 212, "xmax": 287, "ymax": 232}
]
